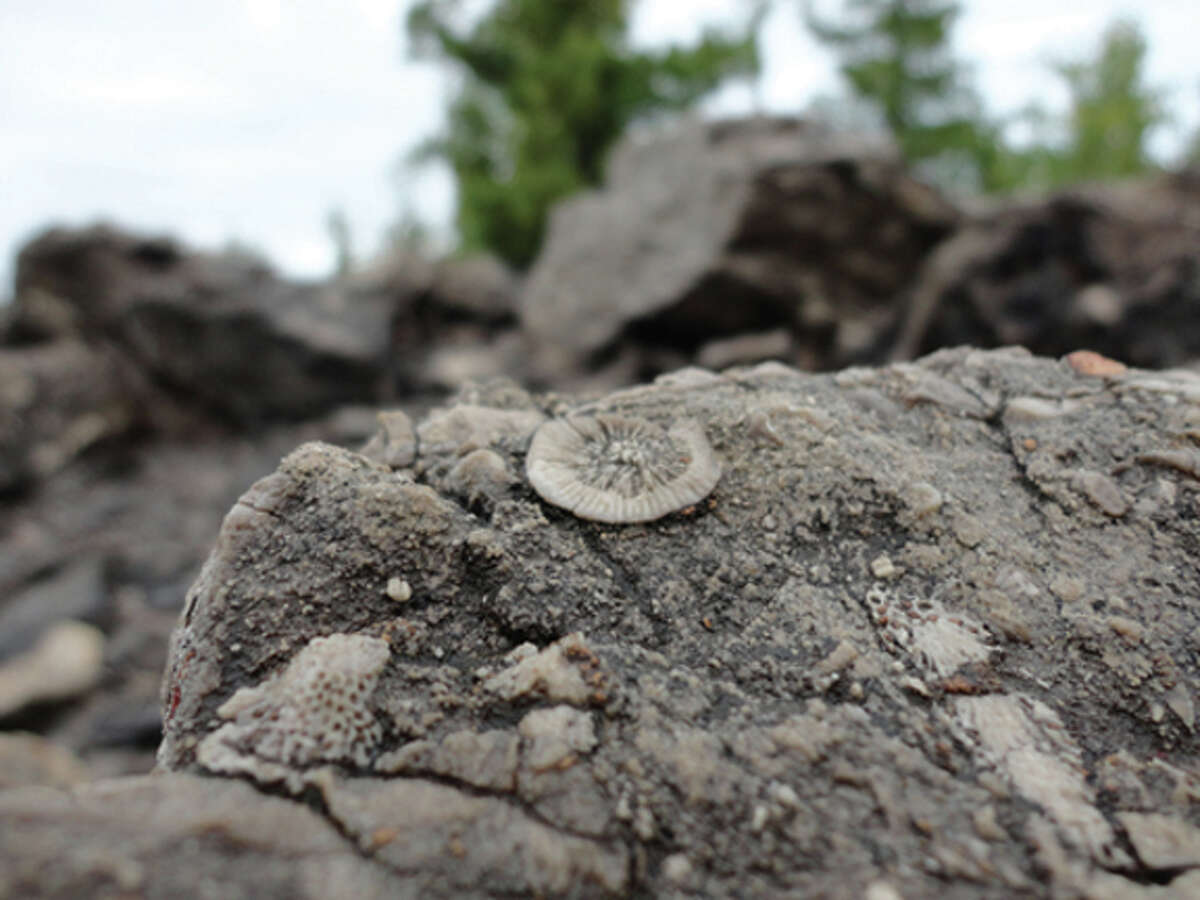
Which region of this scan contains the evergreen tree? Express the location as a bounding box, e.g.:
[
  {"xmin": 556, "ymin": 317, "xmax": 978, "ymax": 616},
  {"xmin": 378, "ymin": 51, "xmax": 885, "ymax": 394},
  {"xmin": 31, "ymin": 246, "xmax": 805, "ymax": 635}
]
[
  {"xmin": 986, "ymin": 19, "xmax": 1169, "ymax": 192},
  {"xmin": 407, "ymin": 0, "xmax": 762, "ymax": 268},
  {"xmin": 802, "ymin": 0, "xmax": 982, "ymax": 175},
  {"xmin": 804, "ymin": 6, "xmax": 1170, "ymax": 194},
  {"xmin": 1049, "ymin": 19, "xmax": 1167, "ymax": 184}
]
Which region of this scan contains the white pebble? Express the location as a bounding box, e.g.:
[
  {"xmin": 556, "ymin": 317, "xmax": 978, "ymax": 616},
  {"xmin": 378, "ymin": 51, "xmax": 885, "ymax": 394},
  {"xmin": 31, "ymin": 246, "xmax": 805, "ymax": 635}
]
[
  {"xmin": 871, "ymin": 555, "xmax": 897, "ymax": 579},
  {"xmin": 386, "ymin": 577, "xmax": 412, "ymax": 602}
]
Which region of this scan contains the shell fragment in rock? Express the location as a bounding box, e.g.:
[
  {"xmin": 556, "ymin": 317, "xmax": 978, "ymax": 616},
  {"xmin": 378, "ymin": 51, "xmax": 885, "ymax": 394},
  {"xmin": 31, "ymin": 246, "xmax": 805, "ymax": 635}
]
[{"xmin": 525, "ymin": 414, "xmax": 721, "ymax": 523}]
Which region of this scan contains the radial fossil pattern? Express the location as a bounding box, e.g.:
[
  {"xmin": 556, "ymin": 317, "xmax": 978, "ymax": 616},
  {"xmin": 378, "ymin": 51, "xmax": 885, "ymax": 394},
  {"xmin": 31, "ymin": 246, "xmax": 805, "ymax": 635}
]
[{"xmin": 525, "ymin": 414, "xmax": 721, "ymax": 523}]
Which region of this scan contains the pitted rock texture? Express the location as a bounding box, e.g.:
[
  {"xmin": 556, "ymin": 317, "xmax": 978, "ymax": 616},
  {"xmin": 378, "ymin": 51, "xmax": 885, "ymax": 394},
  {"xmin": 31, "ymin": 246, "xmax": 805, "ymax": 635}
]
[
  {"xmin": 196, "ymin": 633, "xmax": 390, "ymax": 790},
  {"xmin": 147, "ymin": 348, "xmax": 1200, "ymax": 898}
]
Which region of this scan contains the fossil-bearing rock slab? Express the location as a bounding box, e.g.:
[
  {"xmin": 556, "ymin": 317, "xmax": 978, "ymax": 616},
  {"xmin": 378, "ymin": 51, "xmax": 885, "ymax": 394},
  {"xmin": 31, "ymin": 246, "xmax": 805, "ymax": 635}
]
[{"xmin": 146, "ymin": 348, "xmax": 1200, "ymax": 897}]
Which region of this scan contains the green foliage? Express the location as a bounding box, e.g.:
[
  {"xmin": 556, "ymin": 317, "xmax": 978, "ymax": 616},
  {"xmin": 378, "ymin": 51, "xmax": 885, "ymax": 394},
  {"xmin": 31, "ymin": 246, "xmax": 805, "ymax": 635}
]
[
  {"xmin": 1048, "ymin": 20, "xmax": 1167, "ymax": 184},
  {"xmin": 804, "ymin": 5, "xmax": 1170, "ymax": 194},
  {"xmin": 407, "ymin": 0, "xmax": 762, "ymax": 268},
  {"xmin": 803, "ymin": 0, "xmax": 983, "ymax": 170},
  {"xmin": 977, "ymin": 19, "xmax": 1168, "ymax": 192}
]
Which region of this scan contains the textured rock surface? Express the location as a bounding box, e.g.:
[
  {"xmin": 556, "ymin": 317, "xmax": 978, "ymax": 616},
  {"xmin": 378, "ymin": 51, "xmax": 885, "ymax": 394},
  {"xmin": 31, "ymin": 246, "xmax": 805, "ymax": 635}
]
[
  {"xmin": 0, "ymin": 411, "xmax": 379, "ymax": 777},
  {"xmin": 521, "ymin": 117, "xmax": 958, "ymax": 380},
  {"xmin": 0, "ymin": 774, "xmax": 395, "ymax": 899},
  {"xmin": 134, "ymin": 349, "xmax": 1200, "ymax": 898}
]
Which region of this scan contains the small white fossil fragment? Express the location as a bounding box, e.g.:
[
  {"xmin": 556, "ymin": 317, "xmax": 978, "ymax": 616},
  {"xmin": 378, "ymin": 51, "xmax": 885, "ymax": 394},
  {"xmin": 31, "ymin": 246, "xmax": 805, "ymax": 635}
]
[
  {"xmin": 870, "ymin": 554, "xmax": 897, "ymax": 579},
  {"xmin": 662, "ymin": 853, "xmax": 693, "ymax": 884},
  {"xmin": 386, "ymin": 577, "xmax": 412, "ymax": 603},
  {"xmin": 197, "ymin": 633, "xmax": 390, "ymax": 790},
  {"xmin": 525, "ymin": 414, "xmax": 721, "ymax": 523},
  {"xmin": 903, "ymin": 481, "xmax": 943, "ymax": 516},
  {"xmin": 1003, "ymin": 396, "xmax": 1079, "ymax": 422}
]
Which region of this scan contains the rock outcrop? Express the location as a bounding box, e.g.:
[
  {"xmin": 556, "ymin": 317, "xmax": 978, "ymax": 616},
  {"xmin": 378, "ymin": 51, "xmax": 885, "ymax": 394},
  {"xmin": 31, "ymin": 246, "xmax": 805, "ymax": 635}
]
[
  {"xmin": 520, "ymin": 118, "xmax": 1200, "ymax": 388},
  {"xmin": 117, "ymin": 348, "xmax": 1200, "ymax": 898},
  {"xmin": 10, "ymin": 225, "xmax": 397, "ymax": 423},
  {"xmin": 894, "ymin": 169, "xmax": 1200, "ymax": 368},
  {"xmin": 0, "ymin": 339, "xmax": 141, "ymax": 495},
  {"xmin": 521, "ymin": 117, "xmax": 959, "ymax": 382}
]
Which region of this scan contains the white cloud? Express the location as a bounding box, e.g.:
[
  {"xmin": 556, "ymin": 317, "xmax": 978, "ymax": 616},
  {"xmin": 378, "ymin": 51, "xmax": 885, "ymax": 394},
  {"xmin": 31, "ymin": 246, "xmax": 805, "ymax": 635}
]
[
  {"xmin": 245, "ymin": 0, "xmax": 282, "ymax": 31},
  {"xmin": 76, "ymin": 75, "xmax": 229, "ymax": 106}
]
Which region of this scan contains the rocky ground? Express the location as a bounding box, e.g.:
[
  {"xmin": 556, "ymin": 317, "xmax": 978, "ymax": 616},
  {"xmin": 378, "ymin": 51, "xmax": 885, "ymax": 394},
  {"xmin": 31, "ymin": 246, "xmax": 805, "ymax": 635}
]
[
  {"xmin": 6, "ymin": 348, "xmax": 1200, "ymax": 897},
  {"xmin": 1, "ymin": 116, "xmax": 1199, "ymax": 897}
]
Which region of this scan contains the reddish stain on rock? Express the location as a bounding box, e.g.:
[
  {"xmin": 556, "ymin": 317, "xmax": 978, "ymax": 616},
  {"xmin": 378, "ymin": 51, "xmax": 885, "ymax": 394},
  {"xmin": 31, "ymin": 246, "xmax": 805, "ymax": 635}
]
[{"xmin": 1065, "ymin": 350, "xmax": 1127, "ymax": 377}]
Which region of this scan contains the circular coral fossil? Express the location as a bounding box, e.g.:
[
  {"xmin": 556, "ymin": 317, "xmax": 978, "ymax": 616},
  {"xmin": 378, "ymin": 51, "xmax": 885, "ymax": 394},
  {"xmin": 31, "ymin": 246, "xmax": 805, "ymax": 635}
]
[{"xmin": 525, "ymin": 414, "xmax": 721, "ymax": 523}]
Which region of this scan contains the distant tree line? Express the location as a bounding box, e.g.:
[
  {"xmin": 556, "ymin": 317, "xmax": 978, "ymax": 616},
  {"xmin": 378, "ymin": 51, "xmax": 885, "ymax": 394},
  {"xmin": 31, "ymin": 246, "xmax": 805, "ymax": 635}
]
[
  {"xmin": 403, "ymin": 0, "xmax": 1189, "ymax": 269},
  {"xmin": 803, "ymin": 1, "xmax": 1170, "ymax": 193}
]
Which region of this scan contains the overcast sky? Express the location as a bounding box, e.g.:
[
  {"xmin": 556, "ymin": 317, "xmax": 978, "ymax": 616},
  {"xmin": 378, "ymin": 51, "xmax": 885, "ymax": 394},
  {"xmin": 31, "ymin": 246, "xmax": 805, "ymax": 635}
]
[{"xmin": 2, "ymin": 0, "xmax": 1197, "ymax": 294}]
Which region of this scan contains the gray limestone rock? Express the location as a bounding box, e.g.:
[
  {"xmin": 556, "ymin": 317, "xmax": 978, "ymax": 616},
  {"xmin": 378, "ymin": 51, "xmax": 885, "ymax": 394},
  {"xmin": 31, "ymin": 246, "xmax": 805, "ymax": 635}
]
[
  {"xmin": 428, "ymin": 254, "xmax": 520, "ymax": 325},
  {"xmin": 11, "ymin": 224, "xmax": 397, "ymax": 424},
  {"xmin": 136, "ymin": 348, "xmax": 1200, "ymax": 897},
  {"xmin": 893, "ymin": 170, "xmax": 1200, "ymax": 368},
  {"xmin": 0, "ymin": 621, "xmax": 105, "ymax": 719},
  {"xmin": 0, "ymin": 774, "xmax": 397, "ymax": 899},
  {"xmin": 520, "ymin": 117, "xmax": 958, "ymax": 381},
  {"xmin": 7, "ymin": 345, "xmax": 1191, "ymax": 896},
  {"xmin": 0, "ymin": 339, "xmax": 142, "ymax": 494},
  {"xmin": 0, "ymin": 733, "xmax": 90, "ymax": 790},
  {"xmin": 0, "ymin": 557, "xmax": 107, "ymax": 661}
]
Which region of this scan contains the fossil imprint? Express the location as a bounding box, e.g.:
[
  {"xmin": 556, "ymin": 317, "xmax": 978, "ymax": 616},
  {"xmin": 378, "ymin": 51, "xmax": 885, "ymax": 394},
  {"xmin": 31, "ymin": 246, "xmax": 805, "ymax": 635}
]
[{"xmin": 525, "ymin": 414, "xmax": 721, "ymax": 523}]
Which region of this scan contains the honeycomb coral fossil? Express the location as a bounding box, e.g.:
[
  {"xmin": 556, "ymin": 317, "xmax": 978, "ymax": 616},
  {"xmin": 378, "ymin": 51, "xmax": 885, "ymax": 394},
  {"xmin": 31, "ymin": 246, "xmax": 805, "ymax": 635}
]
[
  {"xmin": 198, "ymin": 633, "xmax": 389, "ymax": 781},
  {"xmin": 525, "ymin": 414, "xmax": 721, "ymax": 523}
]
